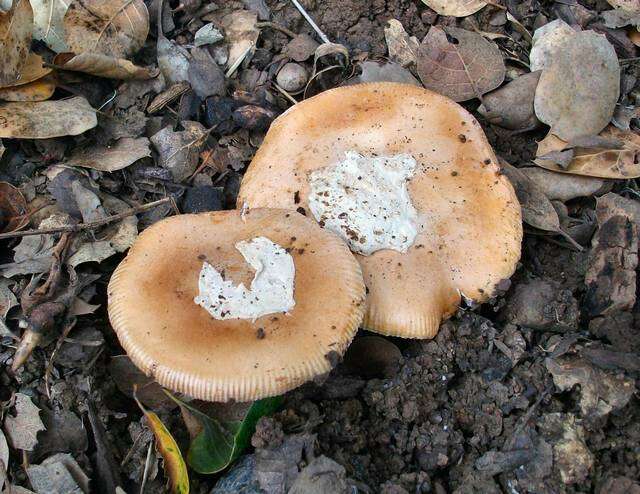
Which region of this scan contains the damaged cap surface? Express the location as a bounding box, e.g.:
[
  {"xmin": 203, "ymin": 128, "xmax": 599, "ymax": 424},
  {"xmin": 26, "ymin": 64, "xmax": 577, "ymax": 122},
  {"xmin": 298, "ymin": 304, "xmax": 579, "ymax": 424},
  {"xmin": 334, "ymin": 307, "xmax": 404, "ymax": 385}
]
[
  {"xmin": 108, "ymin": 208, "xmax": 366, "ymax": 402},
  {"xmin": 238, "ymin": 82, "xmax": 522, "ymax": 339}
]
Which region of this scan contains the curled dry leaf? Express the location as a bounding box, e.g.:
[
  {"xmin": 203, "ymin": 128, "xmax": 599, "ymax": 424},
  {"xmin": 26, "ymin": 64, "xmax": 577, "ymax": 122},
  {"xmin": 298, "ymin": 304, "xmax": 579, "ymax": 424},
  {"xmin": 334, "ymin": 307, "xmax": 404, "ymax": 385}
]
[
  {"xmin": 221, "ymin": 10, "xmax": 258, "ymax": 69},
  {"xmin": 520, "ymin": 167, "xmax": 610, "ymax": 202},
  {"xmin": 417, "ymin": 26, "xmax": 505, "ymax": 102},
  {"xmin": 0, "ymin": 96, "xmax": 97, "ymax": 139},
  {"xmin": 65, "ymin": 137, "xmax": 151, "ymax": 171},
  {"xmin": 0, "ymin": 77, "xmax": 56, "ymax": 101},
  {"xmin": 31, "ymin": 0, "xmax": 70, "ymax": 53},
  {"xmin": 477, "ymin": 71, "xmax": 541, "ymax": 131},
  {"xmin": 529, "ymin": 19, "xmax": 576, "ymax": 72},
  {"xmin": 421, "ymin": 0, "xmax": 487, "ymax": 17},
  {"xmin": 535, "ymin": 126, "xmax": 640, "ymax": 179},
  {"xmin": 0, "ymin": 0, "xmax": 33, "ymax": 87},
  {"xmin": 534, "ymin": 30, "xmax": 619, "ymax": 141},
  {"xmin": 0, "ymin": 182, "xmax": 28, "ymax": 233},
  {"xmin": 63, "ymin": 0, "xmax": 149, "ymax": 58},
  {"xmin": 54, "ymin": 52, "xmax": 159, "ymax": 80},
  {"xmin": 384, "ymin": 19, "xmax": 418, "ymax": 67}
]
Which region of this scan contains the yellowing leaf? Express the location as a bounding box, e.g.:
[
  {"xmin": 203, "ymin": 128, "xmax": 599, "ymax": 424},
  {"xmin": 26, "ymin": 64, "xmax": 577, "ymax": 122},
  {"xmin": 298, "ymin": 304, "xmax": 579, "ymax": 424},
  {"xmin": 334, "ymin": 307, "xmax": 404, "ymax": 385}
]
[
  {"xmin": 0, "ymin": 0, "xmax": 33, "ymax": 86},
  {"xmin": 63, "ymin": 0, "xmax": 149, "ymax": 58},
  {"xmin": 0, "ymin": 96, "xmax": 97, "ymax": 138},
  {"xmin": 31, "ymin": 0, "xmax": 70, "ymax": 52},
  {"xmin": 535, "ymin": 126, "xmax": 640, "ymax": 179},
  {"xmin": 0, "ymin": 76, "xmax": 55, "ymax": 101},
  {"xmin": 421, "ymin": 0, "xmax": 487, "ymax": 16},
  {"xmin": 135, "ymin": 396, "xmax": 189, "ymax": 494},
  {"xmin": 54, "ymin": 52, "xmax": 159, "ymax": 80}
]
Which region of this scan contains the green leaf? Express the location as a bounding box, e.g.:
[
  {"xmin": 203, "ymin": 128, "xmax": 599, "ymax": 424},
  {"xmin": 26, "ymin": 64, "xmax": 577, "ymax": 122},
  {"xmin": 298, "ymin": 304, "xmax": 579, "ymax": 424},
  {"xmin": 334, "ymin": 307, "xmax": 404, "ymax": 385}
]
[{"xmin": 167, "ymin": 393, "xmax": 282, "ymax": 474}]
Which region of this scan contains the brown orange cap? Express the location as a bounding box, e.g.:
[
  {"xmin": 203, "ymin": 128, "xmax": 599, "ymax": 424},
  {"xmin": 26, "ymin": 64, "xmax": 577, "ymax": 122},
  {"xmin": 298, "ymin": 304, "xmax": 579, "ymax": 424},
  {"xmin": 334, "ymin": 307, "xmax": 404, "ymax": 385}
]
[
  {"xmin": 108, "ymin": 208, "xmax": 365, "ymax": 402},
  {"xmin": 238, "ymin": 83, "xmax": 522, "ymax": 339}
]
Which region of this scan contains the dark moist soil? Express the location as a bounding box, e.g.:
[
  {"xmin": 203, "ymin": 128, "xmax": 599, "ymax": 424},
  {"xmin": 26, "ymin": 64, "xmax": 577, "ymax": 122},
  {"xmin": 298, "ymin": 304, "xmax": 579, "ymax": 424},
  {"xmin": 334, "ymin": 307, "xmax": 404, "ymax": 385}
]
[{"xmin": 1, "ymin": 0, "xmax": 639, "ymax": 493}]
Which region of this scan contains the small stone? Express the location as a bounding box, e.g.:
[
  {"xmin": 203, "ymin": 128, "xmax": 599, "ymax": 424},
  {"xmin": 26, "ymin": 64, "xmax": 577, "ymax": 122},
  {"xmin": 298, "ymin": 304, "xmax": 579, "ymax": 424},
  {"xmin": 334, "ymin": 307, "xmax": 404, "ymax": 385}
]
[{"xmin": 276, "ymin": 63, "xmax": 308, "ymax": 93}]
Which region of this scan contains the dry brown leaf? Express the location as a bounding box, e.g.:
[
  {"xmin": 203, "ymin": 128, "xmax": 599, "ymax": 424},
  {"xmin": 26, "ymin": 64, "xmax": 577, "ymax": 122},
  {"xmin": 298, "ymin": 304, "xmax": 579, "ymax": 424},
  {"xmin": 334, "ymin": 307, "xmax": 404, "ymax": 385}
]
[
  {"xmin": 150, "ymin": 121, "xmax": 207, "ymax": 181},
  {"xmin": 65, "ymin": 137, "xmax": 151, "ymax": 171},
  {"xmin": 63, "ymin": 0, "xmax": 149, "ymax": 59},
  {"xmin": 520, "ymin": 167, "xmax": 610, "ymax": 202},
  {"xmin": 477, "ymin": 71, "xmax": 541, "ymax": 131},
  {"xmin": 0, "ymin": 0, "xmax": 33, "ymax": 87},
  {"xmin": 0, "ymin": 96, "xmax": 97, "ymax": 138},
  {"xmin": 534, "ymin": 30, "xmax": 619, "ymax": 141},
  {"xmin": 0, "ymin": 182, "xmax": 28, "ymax": 233},
  {"xmin": 31, "ymin": 0, "xmax": 70, "ymax": 52},
  {"xmin": 535, "ymin": 126, "xmax": 640, "ymax": 179},
  {"xmin": 629, "ymin": 27, "xmax": 640, "ymax": 46},
  {"xmin": 500, "ymin": 160, "xmax": 562, "ymax": 233},
  {"xmin": 0, "ymin": 76, "xmax": 56, "ymax": 101},
  {"xmin": 607, "ymin": 0, "xmax": 640, "ymax": 13},
  {"xmin": 529, "ymin": 19, "xmax": 575, "ymax": 72},
  {"xmin": 0, "ymin": 53, "xmax": 51, "ymax": 89},
  {"xmin": 416, "ymin": 26, "xmax": 505, "ymax": 102},
  {"xmin": 54, "ymin": 52, "xmax": 158, "ymax": 80},
  {"xmin": 421, "ymin": 0, "xmax": 487, "ymax": 16}
]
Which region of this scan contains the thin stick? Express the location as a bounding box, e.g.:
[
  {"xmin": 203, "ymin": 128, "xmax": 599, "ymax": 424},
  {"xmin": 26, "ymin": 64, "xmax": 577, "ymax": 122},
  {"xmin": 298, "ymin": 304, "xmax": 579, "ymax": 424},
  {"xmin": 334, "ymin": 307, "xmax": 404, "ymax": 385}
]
[
  {"xmin": 289, "ymin": 0, "xmax": 330, "ymax": 44},
  {"xmin": 0, "ymin": 197, "xmax": 172, "ymax": 241}
]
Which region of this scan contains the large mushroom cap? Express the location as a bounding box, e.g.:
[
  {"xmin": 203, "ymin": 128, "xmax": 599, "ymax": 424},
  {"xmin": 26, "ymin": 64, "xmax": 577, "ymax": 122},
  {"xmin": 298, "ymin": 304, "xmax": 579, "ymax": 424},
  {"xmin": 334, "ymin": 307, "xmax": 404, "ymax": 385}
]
[
  {"xmin": 108, "ymin": 208, "xmax": 365, "ymax": 402},
  {"xmin": 239, "ymin": 83, "xmax": 522, "ymax": 339}
]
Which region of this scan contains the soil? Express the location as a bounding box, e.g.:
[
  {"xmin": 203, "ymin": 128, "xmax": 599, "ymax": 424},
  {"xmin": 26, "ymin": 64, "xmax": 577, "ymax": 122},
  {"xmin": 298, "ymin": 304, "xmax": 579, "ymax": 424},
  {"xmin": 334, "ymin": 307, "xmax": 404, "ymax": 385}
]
[{"xmin": 0, "ymin": 0, "xmax": 639, "ymax": 493}]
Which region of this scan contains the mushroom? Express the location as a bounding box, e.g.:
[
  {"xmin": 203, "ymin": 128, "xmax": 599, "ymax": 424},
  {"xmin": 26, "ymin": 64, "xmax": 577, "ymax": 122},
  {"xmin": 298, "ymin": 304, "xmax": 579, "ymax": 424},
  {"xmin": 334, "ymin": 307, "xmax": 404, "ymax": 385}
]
[
  {"xmin": 108, "ymin": 208, "xmax": 365, "ymax": 401},
  {"xmin": 238, "ymin": 83, "xmax": 522, "ymax": 339}
]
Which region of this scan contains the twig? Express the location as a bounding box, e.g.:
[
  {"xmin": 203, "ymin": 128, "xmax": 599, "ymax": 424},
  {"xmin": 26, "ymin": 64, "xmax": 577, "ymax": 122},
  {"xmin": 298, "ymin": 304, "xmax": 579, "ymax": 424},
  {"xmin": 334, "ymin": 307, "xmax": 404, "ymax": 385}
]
[
  {"xmin": 273, "ymin": 82, "xmax": 299, "ymax": 105},
  {"xmin": 257, "ymin": 21, "xmax": 297, "ymax": 38},
  {"xmin": 0, "ymin": 197, "xmax": 172, "ymax": 240},
  {"xmin": 289, "ymin": 0, "xmax": 330, "ymax": 44}
]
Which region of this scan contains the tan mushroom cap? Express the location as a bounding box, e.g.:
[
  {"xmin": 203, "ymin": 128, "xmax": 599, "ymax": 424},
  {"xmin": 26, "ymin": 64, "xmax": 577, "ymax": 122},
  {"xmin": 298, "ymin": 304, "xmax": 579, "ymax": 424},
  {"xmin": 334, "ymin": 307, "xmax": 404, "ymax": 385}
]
[
  {"xmin": 108, "ymin": 208, "xmax": 365, "ymax": 402},
  {"xmin": 238, "ymin": 83, "xmax": 522, "ymax": 339}
]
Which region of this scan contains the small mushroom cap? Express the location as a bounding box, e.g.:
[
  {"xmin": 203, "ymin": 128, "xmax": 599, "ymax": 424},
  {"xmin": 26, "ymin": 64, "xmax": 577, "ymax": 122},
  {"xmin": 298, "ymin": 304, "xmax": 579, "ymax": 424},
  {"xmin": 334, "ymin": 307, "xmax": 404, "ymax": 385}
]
[
  {"xmin": 108, "ymin": 208, "xmax": 365, "ymax": 402},
  {"xmin": 238, "ymin": 83, "xmax": 522, "ymax": 339}
]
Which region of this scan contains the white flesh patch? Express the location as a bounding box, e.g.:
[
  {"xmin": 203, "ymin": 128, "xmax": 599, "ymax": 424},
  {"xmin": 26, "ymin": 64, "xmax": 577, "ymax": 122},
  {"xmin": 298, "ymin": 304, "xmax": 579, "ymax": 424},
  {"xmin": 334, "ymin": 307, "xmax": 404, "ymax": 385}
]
[
  {"xmin": 194, "ymin": 237, "xmax": 295, "ymax": 320},
  {"xmin": 308, "ymin": 151, "xmax": 418, "ymax": 255}
]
